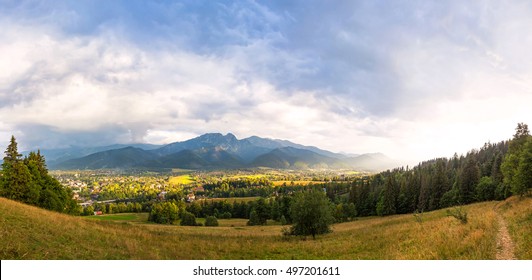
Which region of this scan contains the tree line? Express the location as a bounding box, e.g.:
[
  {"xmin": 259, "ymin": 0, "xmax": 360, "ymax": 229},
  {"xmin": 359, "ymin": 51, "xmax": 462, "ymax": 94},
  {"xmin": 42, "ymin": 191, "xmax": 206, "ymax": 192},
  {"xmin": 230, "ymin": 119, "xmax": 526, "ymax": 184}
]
[
  {"xmin": 0, "ymin": 136, "xmax": 80, "ymax": 214},
  {"xmin": 347, "ymin": 123, "xmax": 531, "ymax": 217}
]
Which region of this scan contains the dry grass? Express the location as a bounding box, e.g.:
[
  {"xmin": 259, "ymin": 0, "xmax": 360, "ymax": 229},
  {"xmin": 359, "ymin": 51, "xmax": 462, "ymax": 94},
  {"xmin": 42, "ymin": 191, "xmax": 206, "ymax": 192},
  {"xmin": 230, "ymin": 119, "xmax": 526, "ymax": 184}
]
[
  {"xmin": 168, "ymin": 175, "xmax": 194, "ymax": 185},
  {"xmin": 495, "ymin": 195, "xmax": 532, "ymax": 259},
  {"xmin": 2, "ymin": 197, "xmax": 528, "ymax": 260}
]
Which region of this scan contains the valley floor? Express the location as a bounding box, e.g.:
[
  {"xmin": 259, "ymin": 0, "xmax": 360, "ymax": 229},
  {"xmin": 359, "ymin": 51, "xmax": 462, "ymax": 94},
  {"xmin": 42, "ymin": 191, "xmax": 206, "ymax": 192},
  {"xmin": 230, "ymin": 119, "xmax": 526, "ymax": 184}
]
[{"xmin": 1, "ymin": 196, "xmax": 530, "ymax": 259}]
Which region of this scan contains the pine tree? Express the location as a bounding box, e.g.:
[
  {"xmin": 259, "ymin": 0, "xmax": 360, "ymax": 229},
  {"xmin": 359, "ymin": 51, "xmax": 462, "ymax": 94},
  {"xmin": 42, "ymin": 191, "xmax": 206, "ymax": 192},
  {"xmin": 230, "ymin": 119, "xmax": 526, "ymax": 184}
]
[
  {"xmin": 3, "ymin": 136, "xmax": 22, "ymax": 166},
  {"xmin": 1, "ymin": 136, "xmax": 37, "ymax": 204},
  {"xmin": 460, "ymin": 156, "xmax": 480, "ymax": 204}
]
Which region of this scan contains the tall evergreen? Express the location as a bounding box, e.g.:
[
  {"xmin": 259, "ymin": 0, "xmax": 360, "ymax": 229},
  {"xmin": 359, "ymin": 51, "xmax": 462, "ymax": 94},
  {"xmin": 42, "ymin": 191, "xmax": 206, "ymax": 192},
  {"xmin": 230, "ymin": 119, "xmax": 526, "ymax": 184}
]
[
  {"xmin": 459, "ymin": 156, "xmax": 480, "ymax": 204},
  {"xmin": 1, "ymin": 136, "xmax": 37, "ymax": 204}
]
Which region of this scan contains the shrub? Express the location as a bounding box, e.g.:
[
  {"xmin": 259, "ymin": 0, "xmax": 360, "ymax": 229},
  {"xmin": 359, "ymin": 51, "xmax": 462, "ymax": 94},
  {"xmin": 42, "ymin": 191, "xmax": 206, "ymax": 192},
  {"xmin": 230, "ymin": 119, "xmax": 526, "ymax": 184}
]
[
  {"xmin": 180, "ymin": 211, "xmax": 198, "ymax": 226},
  {"xmin": 205, "ymin": 215, "xmax": 219, "ymax": 227},
  {"xmin": 446, "ymin": 206, "xmax": 468, "ymax": 224}
]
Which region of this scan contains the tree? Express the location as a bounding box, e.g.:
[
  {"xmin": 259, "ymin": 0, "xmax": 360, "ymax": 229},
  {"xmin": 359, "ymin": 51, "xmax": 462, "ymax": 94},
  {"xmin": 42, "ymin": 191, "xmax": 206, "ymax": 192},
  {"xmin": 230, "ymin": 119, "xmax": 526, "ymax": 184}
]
[
  {"xmin": 333, "ymin": 203, "xmax": 347, "ymax": 222},
  {"xmin": 476, "ymin": 176, "xmax": 496, "ymax": 201},
  {"xmin": 205, "ymin": 215, "xmax": 219, "ymax": 227},
  {"xmin": 460, "ymin": 156, "xmax": 480, "ymax": 204},
  {"xmin": 149, "ymin": 202, "xmax": 179, "ymax": 224},
  {"xmin": 429, "ymin": 160, "xmax": 449, "ymax": 210},
  {"xmin": 345, "ymin": 202, "xmax": 357, "ymax": 220},
  {"xmin": 247, "ymin": 209, "xmax": 261, "ymax": 226},
  {"xmin": 289, "ymin": 190, "xmax": 333, "ymax": 238},
  {"xmin": 180, "ymin": 211, "xmax": 198, "ymax": 226},
  {"xmin": 247, "ymin": 198, "xmax": 269, "ymax": 225},
  {"xmin": 279, "ymin": 214, "xmax": 288, "ymax": 225},
  {"xmin": 2, "ymin": 136, "xmax": 22, "ymax": 166},
  {"xmin": 502, "ymin": 123, "xmax": 531, "ymax": 195},
  {"xmin": 1, "ymin": 136, "xmax": 37, "ymax": 204},
  {"xmin": 513, "ymin": 138, "xmax": 532, "ymax": 195},
  {"xmin": 83, "ymin": 205, "xmax": 95, "ymax": 216}
]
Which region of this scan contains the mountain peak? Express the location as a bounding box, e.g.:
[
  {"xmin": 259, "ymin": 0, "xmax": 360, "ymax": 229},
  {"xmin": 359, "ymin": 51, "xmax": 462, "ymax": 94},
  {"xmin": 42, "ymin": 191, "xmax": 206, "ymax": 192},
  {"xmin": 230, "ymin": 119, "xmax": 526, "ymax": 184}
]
[{"xmin": 224, "ymin": 133, "xmax": 237, "ymax": 140}]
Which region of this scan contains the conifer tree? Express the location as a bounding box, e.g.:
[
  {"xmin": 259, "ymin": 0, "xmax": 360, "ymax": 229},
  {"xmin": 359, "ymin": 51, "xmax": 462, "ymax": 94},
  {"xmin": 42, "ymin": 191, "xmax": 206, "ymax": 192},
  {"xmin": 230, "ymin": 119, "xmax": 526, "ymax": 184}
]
[
  {"xmin": 460, "ymin": 156, "xmax": 480, "ymax": 204},
  {"xmin": 1, "ymin": 136, "xmax": 37, "ymax": 204}
]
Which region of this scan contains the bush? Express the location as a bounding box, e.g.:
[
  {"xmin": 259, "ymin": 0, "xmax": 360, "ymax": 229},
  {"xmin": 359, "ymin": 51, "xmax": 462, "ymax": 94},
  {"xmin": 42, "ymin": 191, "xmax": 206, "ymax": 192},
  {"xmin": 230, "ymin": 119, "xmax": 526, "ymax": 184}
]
[
  {"xmin": 180, "ymin": 211, "xmax": 198, "ymax": 226},
  {"xmin": 205, "ymin": 215, "xmax": 219, "ymax": 227},
  {"xmin": 247, "ymin": 209, "xmax": 261, "ymax": 226},
  {"xmin": 280, "ymin": 215, "xmax": 288, "ymax": 225},
  {"xmin": 446, "ymin": 206, "xmax": 468, "ymax": 224}
]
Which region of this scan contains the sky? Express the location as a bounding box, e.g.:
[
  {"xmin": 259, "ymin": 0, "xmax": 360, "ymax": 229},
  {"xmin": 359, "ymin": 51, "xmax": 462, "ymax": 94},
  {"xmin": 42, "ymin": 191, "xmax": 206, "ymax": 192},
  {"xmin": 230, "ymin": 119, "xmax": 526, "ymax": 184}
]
[{"xmin": 0, "ymin": 0, "xmax": 531, "ymax": 165}]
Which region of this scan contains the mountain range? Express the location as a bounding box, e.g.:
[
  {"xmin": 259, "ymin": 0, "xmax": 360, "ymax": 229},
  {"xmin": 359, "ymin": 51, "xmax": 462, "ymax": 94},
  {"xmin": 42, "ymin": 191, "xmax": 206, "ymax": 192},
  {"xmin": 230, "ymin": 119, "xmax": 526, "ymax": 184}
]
[{"xmin": 30, "ymin": 133, "xmax": 397, "ymax": 171}]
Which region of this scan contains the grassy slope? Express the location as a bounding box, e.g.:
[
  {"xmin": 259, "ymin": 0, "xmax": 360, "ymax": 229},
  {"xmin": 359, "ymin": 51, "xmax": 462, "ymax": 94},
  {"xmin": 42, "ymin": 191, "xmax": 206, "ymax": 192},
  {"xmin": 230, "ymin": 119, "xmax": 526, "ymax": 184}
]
[
  {"xmin": 496, "ymin": 195, "xmax": 532, "ymax": 259},
  {"xmin": 1, "ymin": 196, "xmax": 530, "ymax": 260}
]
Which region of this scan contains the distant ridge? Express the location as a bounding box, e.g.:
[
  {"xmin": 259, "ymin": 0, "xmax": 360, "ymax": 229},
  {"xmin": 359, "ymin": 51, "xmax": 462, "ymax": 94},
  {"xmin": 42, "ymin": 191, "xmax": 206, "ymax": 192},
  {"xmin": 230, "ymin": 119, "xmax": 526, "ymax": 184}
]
[{"xmin": 46, "ymin": 133, "xmax": 396, "ymax": 171}]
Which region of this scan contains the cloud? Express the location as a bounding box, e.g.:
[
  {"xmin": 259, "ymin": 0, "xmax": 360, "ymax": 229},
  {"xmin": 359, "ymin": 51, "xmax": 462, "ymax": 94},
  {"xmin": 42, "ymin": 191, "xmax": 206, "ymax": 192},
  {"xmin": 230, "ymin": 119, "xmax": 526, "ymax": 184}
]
[{"xmin": 0, "ymin": 1, "xmax": 531, "ymax": 164}]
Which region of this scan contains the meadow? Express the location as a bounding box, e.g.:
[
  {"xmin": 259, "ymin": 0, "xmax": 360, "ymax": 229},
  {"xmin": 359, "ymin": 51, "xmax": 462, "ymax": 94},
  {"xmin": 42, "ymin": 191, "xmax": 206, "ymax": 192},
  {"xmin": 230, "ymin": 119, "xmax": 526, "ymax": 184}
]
[{"xmin": 1, "ymin": 196, "xmax": 530, "ymax": 260}]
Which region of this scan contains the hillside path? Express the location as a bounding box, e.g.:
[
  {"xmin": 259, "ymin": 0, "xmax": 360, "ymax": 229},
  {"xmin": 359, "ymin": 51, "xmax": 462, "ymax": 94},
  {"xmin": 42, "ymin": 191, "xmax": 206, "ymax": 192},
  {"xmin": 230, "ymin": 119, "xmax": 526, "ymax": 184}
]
[{"xmin": 495, "ymin": 213, "xmax": 516, "ymax": 260}]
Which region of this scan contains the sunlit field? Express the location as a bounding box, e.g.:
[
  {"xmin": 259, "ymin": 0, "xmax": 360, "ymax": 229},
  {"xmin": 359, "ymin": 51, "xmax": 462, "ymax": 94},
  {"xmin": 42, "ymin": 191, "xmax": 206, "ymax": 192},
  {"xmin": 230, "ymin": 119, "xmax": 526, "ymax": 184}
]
[{"xmin": 2, "ymin": 196, "xmax": 529, "ymax": 260}]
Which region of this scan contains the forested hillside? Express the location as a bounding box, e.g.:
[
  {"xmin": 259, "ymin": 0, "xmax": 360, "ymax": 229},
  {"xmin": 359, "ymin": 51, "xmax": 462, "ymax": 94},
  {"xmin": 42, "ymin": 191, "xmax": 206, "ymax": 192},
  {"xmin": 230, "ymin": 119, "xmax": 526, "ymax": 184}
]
[
  {"xmin": 346, "ymin": 123, "xmax": 531, "ymax": 216},
  {"xmin": 0, "ymin": 136, "xmax": 80, "ymax": 215}
]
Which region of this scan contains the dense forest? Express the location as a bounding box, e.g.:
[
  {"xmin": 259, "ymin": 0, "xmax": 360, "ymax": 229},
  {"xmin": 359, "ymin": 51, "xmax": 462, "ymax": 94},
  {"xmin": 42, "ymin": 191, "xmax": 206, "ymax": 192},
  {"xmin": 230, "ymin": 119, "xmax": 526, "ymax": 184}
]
[{"xmin": 346, "ymin": 123, "xmax": 531, "ymax": 217}]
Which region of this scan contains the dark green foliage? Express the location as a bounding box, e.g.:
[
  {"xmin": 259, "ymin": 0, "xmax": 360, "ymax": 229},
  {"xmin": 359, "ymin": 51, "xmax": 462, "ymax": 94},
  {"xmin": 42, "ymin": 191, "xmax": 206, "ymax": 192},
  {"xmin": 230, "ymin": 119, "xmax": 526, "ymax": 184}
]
[
  {"xmin": 1, "ymin": 136, "xmax": 80, "ymax": 215},
  {"xmin": 476, "ymin": 176, "xmax": 496, "ymax": 201},
  {"xmin": 279, "ymin": 214, "xmax": 288, "ymax": 225},
  {"xmin": 460, "ymin": 156, "xmax": 480, "ymax": 204},
  {"xmin": 440, "ymin": 187, "xmax": 459, "ymax": 208},
  {"xmin": 514, "ymin": 138, "xmax": 532, "ymax": 196},
  {"xmin": 345, "ymin": 202, "xmax": 357, "ymax": 220},
  {"xmin": 429, "ymin": 160, "xmax": 449, "ymax": 210},
  {"xmin": 381, "ymin": 175, "xmax": 398, "ymax": 215},
  {"xmin": 502, "ymin": 123, "xmax": 531, "ymax": 196},
  {"xmin": 247, "ymin": 209, "xmax": 261, "ymax": 226},
  {"xmin": 289, "ymin": 190, "xmax": 333, "ymax": 238},
  {"xmin": 180, "ymin": 211, "xmax": 198, "ymax": 226},
  {"xmin": 220, "ymin": 211, "xmax": 232, "ymax": 219},
  {"xmin": 149, "ymin": 202, "xmax": 180, "ymax": 224},
  {"xmin": 204, "ymin": 215, "xmax": 219, "ymax": 227},
  {"xmin": 247, "ymin": 197, "xmax": 269, "ymax": 225}
]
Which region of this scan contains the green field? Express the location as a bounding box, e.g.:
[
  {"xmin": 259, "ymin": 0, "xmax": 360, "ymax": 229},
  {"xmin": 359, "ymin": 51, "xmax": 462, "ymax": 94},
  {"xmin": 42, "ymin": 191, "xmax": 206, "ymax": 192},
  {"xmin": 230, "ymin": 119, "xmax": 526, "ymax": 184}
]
[
  {"xmin": 86, "ymin": 213, "xmax": 148, "ymax": 222},
  {"xmin": 1, "ymin": 196, "xmax": 530, "ymax": 259}
]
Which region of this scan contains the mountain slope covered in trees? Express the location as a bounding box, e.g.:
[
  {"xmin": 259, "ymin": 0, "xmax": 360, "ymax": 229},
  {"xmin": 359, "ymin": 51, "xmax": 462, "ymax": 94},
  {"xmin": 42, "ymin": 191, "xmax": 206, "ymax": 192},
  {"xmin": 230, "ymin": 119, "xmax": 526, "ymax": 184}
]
[{"xmin": 345, "ymin": 123, "xmax": 532, "ymax": 216}]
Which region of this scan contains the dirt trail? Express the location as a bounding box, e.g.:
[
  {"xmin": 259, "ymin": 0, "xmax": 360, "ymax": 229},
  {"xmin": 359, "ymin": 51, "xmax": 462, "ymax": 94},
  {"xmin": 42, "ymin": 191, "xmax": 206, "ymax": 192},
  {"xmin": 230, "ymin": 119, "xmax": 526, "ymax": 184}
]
[{"xmin": 495, "ymin": 213, "xmax": 516, "ymax": 260}]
